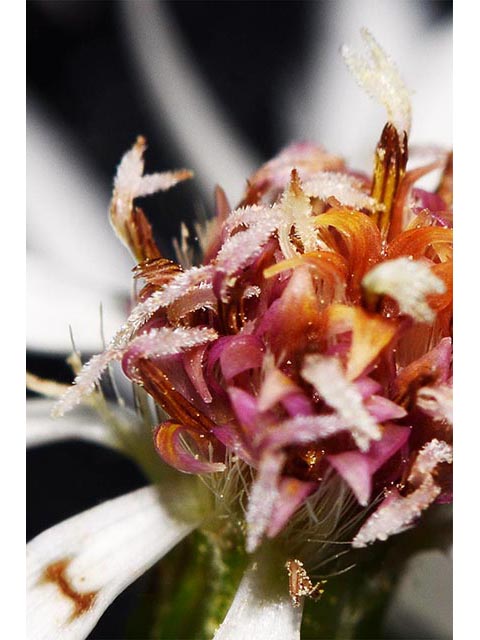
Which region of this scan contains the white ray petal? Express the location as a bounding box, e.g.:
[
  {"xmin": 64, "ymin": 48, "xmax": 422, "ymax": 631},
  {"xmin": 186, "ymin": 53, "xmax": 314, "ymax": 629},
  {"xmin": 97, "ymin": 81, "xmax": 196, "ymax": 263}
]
[
  {"xmin": 384, "ymin": 549, "xmax": 452, "ymax": 639},
  {"xmin": 27, "ymin": 253, "xmax": 128, "ymax": 354},
  {"xmin": 213, "ymin": 554, "xmax": 303, "ymax": 640},
  {"xmin": 121, "ymin": 0, "xmax": 259, "ymax": 202},
  {"xmin": 27, "ymin": 102, "xmax": 132, "ymax": 291},
  {"xmin": 26, "ymin": 399, "xmax": 117, "ymax": 449},
  {"xmin": 27, "ymin": 485, "xmax": 199, "ymax": 640}
]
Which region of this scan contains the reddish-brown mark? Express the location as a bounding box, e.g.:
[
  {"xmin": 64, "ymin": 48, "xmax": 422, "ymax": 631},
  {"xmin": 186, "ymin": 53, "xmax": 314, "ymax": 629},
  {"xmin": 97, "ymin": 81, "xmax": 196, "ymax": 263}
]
[{"xmin": 41, "ymin": 558, "xmax": 98, "ymax": 621}]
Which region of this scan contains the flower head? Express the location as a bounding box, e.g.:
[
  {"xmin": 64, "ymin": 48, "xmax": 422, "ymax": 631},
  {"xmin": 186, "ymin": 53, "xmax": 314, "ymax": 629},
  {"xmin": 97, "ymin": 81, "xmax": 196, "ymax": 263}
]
[{"xmin": 29, "ymin": 29, "xmax": 452, "ymax": 639}]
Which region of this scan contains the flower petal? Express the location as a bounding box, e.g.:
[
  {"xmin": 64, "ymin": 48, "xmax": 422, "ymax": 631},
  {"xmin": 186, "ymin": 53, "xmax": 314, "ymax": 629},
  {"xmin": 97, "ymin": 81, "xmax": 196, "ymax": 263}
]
[
  {"xmin": 121, "ymin": 0, "xmax": 258, "ymax": 202},
  {"xmin": 26, "ymin": 399, "xmax": 116, "ymax": 449},
  {"xmin": 27, "ymin": 103, "xmax": 131, "ymax": 292},
  {"xmin": 154, "ymin": 421, "xmax": 226, "ymax": 474},
  {"xmin": 327, "ymin": 304, "xmax": 398, "ymax": 380},
  {"xmin": 394, "ymin": 337, "xmax": 452, "ymax": 403},
  {"xmin": 328, "ymin": 424, "xmax": 410, "ymax": 505},
  {"xmin": 365, "ymin": 396, "xmax": 407, "ymax": 422},
  {"xmin": 213, "ymin": 555, "xmax": 303, "ymax": 640},
  {"xmin": 257, "ymin": 368, "xmax": 303, "ymax": 413},
  {"xmin": 27, "ymin": 485, "xmax": 199, "ymax": 640},
  {"xmin": 27, "ymin": 254, "xmax": 128, "ymax": 354},
  {"xmin": 219, "ymin": 335, "xmax": 264, "ymax": 381}
]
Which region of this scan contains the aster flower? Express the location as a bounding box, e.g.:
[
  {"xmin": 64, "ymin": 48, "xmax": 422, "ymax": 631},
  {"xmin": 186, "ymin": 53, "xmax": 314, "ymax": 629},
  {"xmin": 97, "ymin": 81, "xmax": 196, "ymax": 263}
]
[{"xmin": 27, "ymin": 29, "xmax": 452, "ymax": 640}]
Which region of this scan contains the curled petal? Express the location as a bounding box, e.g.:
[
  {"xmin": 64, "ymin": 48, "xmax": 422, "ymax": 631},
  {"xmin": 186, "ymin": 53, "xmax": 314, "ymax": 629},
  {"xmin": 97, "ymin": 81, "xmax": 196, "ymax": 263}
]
[
  {"xmin": 154, "ymin": 421, "xmax": 225, "ymax": 474},
  {"xmin": 264, "ymin": 251, "xmax": 348, "ymax": 306},
  {"xmin": 428, "ymin": 261, "xmax": 453, "ymax": 313},
  {"xmin": 389, "ymin": 160, "xmax": 448, "ymax": 239},
  {"xmin": 227, "ymin": 387, "xmax": 263, "ymax": 444},
  {"xmin": 315, "ymin": 208, "xmax": 382, "ymax": 299},
  {"xmin": 219, "ymin": 335, "xmax": 264, "ymax": 381},
  {"xmin": 183, "ymin": 345, "xmax": 213, "ymax": 404},
  {"xmin": 387, "ymin": 227, "xmax": 452, "ymax": 261},
  {"xmin": 212, "ymin": 424, "xmax": 256, "ymax": 467},
  {"xmin": 395, "ymin": 337, "xmax": 452, "ymax": 405}
]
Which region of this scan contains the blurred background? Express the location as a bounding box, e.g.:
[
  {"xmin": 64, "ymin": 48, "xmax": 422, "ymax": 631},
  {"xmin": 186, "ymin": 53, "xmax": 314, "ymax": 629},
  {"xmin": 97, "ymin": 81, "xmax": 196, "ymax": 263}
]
[{"xmin": 27, "ymin": 1, "xmax": 452, "ymax": 638}]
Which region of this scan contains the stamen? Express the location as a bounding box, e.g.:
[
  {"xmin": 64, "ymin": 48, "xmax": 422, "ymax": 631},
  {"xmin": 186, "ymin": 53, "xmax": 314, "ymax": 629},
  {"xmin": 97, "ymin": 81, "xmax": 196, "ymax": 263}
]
[
  {"xmin": 301, "ymin": 355, "xmax": 381, "ymax": 451},
  {"xmin": 341, "ymin": 29, "xmax": 412, "ymax": 135}
]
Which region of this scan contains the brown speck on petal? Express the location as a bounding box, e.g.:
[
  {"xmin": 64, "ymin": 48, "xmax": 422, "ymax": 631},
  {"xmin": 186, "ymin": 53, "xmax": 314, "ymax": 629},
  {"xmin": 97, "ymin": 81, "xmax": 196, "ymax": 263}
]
[{"xmin": 41, "ymin": 558, "xmax": 98, "ymax": 621}]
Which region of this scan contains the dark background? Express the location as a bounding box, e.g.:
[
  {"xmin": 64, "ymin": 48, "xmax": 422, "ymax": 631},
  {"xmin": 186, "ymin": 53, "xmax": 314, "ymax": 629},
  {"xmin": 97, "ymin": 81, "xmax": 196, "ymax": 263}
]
[{"xmin": 27, "ymin": 2, "xmax": 452, "ymax": 638}]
